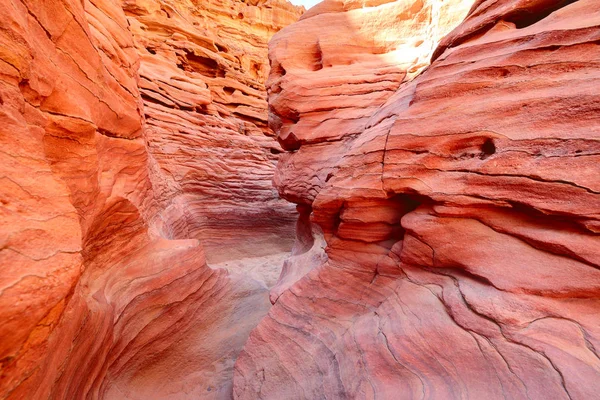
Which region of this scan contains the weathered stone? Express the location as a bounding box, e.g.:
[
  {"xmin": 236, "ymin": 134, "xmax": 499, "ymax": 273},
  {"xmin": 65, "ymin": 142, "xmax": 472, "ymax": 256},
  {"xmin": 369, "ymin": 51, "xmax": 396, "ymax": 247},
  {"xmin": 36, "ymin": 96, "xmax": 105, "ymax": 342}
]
[
  {"xmin": 234, "ymin": 1, "xmax": 600, "ymax": 399},
  {"xmin": 0, "ymin": 0, "xmax": 302, "ymax": 398}
]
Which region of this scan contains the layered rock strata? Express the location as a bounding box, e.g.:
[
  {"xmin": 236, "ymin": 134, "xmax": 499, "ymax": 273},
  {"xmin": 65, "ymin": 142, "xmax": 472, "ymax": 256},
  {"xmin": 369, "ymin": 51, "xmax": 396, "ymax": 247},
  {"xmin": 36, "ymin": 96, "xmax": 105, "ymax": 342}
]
[
  {"xmin": 0, "ymin": 0, "xmax": 301, "ymax": 399},
  {"xmin": 124, "ymin": 0, "xmax": 300, "ymax": 262},
  {"xmin": 234, "ymin": 0, "xmax": 600, "ymax": 399}
]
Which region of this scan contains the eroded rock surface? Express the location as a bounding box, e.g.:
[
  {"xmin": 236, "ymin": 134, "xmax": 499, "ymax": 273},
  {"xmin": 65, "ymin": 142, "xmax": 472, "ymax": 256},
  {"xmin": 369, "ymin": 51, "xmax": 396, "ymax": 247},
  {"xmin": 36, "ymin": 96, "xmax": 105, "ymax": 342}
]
[
  {"xmin": 234, "ymin": 0, "xmax": 600, "ymax": 398},
  {"xmin": 0, "ymin": 0, "xmax": 301, "ymax": 399},
  {"xmin": 124, "ymin": 0, "xmax": 300, "ymax": 262}
]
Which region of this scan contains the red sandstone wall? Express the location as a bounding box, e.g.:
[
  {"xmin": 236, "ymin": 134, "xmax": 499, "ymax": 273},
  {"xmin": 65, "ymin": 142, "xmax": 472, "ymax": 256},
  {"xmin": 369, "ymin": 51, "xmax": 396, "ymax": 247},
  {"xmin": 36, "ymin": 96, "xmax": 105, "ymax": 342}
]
[
  {"xmin": 124, "ymin": 0, "xmax": 301, "ymax": 263},
  {"xmin": 0, "ymin": 0, "xmax": 302, "ymax": 398},
  {"xmin": 234, "ymin": 0, "xmax": 600, "ymax": 398}
]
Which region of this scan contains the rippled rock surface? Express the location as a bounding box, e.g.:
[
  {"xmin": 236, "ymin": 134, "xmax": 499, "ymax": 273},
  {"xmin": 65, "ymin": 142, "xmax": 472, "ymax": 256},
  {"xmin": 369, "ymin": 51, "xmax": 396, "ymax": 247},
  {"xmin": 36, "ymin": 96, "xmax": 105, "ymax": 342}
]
[
  {"xmin": 0, "ymin": 0, "xmax": 302, "ymax": 398},
  {"xmin": 234, "ymin": 1, "xmax": 600, "ymax": 399}
]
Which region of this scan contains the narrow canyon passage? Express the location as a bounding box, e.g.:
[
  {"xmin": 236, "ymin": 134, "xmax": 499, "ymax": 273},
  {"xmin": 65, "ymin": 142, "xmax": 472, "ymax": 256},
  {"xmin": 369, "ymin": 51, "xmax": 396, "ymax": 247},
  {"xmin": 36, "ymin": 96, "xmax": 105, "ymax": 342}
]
[
  {"xmin": 1, "ymin": 0, "xmax": 600, "ymax": 399},
  {"xmin": 110, "ymin": 4, "xmax": 301, "ymax": 395}
]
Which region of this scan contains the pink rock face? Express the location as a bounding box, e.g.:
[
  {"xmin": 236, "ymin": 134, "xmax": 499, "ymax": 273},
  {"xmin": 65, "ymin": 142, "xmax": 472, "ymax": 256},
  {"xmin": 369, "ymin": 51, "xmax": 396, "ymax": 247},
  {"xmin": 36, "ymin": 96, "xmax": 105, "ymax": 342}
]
[
  {"xmin": 234, "ymin": 0, "xmax": 600, "ymax": 399},
  {"xmin": 0, "ymin": 0, "xmax": 301, "ymax": 399}
]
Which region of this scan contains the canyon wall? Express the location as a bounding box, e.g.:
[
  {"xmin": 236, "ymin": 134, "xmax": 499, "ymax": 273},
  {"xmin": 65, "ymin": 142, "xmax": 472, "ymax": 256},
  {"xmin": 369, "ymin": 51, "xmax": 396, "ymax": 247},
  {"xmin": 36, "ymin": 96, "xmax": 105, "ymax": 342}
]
[
  {"xmin": 0, "ymin": 0, "xmax": 301, "ymax": 399},
  {"xmin": 124, "ymin": 0, "xmax": 299, "ymax": 263},
  {"xmin": 234, "ymin": 0, "xmax": 600, "ymax": 399}
]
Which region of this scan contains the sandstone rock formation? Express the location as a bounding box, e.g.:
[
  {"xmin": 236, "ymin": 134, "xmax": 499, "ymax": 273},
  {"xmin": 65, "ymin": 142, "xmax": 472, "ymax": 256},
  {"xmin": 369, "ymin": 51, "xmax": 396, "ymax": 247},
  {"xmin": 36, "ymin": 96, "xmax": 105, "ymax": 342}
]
[
  {"xmin": 0, "ymin": 0, "xmax": 301, "ymax": 399},
  {"xmin": 124, "ymin": 0, "xmax": 300, "ymax": 263},
  {"xmin": 234, "ymin": 0, "xmax": 600, "ymax": 399}
]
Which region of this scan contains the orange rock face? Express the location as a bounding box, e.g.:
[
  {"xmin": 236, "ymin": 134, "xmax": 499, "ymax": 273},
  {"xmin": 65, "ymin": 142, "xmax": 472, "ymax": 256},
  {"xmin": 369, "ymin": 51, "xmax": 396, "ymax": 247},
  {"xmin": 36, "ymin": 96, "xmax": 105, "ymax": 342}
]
[
  {"xmin": 0, "ymin": 0, "xmax": 301, "ymax": 399},
  {"xmin": 234, "ymin": 0, "xmax": 600, "ymax": 399}
]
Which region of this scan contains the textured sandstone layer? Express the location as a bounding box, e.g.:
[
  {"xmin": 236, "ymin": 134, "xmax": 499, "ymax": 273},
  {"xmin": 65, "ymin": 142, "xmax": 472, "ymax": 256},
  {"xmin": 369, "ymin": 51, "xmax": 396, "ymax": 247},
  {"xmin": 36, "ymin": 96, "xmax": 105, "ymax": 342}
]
[
  {"xmin": 0, "ymin": 0, "xmax": 301, "ymax": 399},
  {"xmin": 235, "ymin": 0, "xmax": 600, "ymax": 399},
  {"xmin": 125, "ymin": 0, "xmax": 300, "ymax": 263}
]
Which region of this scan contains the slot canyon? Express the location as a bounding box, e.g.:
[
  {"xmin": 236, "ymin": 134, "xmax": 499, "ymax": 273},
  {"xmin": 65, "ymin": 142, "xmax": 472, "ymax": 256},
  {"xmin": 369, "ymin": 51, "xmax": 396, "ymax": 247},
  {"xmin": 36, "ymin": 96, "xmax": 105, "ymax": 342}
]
[{"xmin": 0, "ymin": 0, "xmax": 599, "ymax": 399}]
